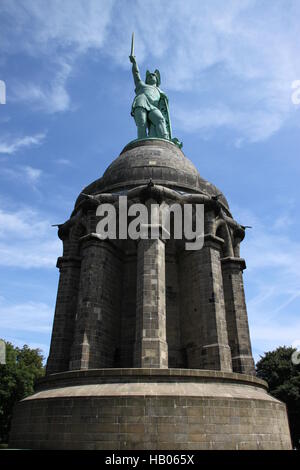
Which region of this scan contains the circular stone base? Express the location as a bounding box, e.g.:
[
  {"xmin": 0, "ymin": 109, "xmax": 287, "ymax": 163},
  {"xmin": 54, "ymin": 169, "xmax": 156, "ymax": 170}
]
[{"xmin": 10, "ymin": 369, "xmax": 292, "ymax": 450}]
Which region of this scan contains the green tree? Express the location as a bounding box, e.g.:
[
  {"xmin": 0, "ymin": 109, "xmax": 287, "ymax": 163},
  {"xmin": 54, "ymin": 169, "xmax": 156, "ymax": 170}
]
[
  {"xmin": 256, "ymin": 346, "xmax": 300, "ymax": 449},
  {"xmin": 0, "ymin": 341, "xmax": 45, "ymax": 444}
]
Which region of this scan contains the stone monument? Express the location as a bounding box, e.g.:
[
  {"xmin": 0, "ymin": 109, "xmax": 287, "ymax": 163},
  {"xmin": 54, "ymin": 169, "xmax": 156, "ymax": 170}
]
[{"xmin": 10, "ymin": 38, "xmax": 292, "ymax": 450}]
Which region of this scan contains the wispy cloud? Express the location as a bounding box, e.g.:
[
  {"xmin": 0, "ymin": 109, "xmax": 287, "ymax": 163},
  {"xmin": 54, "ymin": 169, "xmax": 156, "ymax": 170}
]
[
  {"xmin": 12, "ymin": 62, "xmax": 72, "ymax": 113},
  {"xmin": 173, "ymin": 104, "xmax": 284, "ymax": 143},
  {"xmin": 0, "ymin": 205, "xmax": 61, "ymax": 268},
  {"xmin": 0, "ymin": 0, "xmax": 114, "ymax": 54},
  {"xmin": 251, "ymin": 321, "xmax": 300, "ymax": 362},
  {"xmin": 0, "ymin": 297, "xmax": 53, "ymax": 361},
  {"xmin": 0, "ymin": 133, "xmax": 46, "ymax": 154},
  {"xmin": 1, "ymin": 0, "xmax": 300, "ymax": 140},
  {"xmin": 55, "ymin": 158, "xmax": 73, "ymax": 166},
  {"xmin": 103, "ymin": 0, "xmax": 300, "ymax": 142},
  {"xmin": 232, "ymin": 205, "xmax": 300, "ymax": 360},
  {"xmin": 23, "ymin": 166, "xmax": 42, "ymax": 183},
  {"xmin": 1, "ymin": 165, "xmax": 43, "ymax": 187},
  {"xmin": 1, "ymin": 0, "xmax": 115, "ymax": 113},
  {"xmin": 0, "ymin": 298, "xmax": 53, "ymax": 334}
]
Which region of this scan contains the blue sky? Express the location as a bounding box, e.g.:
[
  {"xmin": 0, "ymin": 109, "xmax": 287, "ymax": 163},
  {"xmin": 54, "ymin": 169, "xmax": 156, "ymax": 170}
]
[{"xmin": 0, "ymin": 0, "xmax": 300, "ymax": 364}]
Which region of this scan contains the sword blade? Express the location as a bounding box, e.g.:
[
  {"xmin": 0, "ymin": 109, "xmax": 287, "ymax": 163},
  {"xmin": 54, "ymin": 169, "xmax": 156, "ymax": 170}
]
[{"xmin": 131, "ymin": 32, "xmax": 135, "ymax": 56}]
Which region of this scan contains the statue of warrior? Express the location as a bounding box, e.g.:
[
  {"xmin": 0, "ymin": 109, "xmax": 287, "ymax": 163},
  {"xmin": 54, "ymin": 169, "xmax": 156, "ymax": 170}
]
[
  {"xmin": 129, "ymin": 54, "xmax": 171, "ymax": 140},
  {"xmin": 129, "ymin": 34, "xmax": 182, "ymax": 148},
  {"xmin": 128, "ymin": 32, "xmax": 171, "ymax": 141}
]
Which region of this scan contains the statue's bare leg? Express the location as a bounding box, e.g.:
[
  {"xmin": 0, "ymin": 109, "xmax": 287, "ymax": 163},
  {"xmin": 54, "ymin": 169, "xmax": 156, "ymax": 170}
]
[
  {"xmin": 148, "ymin": 109, "xmax": 168, "ymax": 139},
  {"xmin": 134, "ymin": 107, "xmax": 147, "ymax": 139}
]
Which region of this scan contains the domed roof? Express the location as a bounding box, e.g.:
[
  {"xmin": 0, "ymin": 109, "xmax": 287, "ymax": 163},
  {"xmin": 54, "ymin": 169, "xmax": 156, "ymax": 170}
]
[{"xmin": 75, "ymin": 139, "xmax": 229, "ymax": 210}]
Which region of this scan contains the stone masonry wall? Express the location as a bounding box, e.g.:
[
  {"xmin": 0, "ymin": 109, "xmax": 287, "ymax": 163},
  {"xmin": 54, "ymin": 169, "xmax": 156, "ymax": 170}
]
[
  {"xmin": 165, "ymin": 246, "xmax": 184, "ymax": 368},
  {"xmin": 69, "ymin": 237, "xmax": 123, "ymax": 369},
  {"xmin": 179, "ymin": 237, "xmax": 232, "ymax": 371},
  {"xmin": 134, "ymin": 235, "xmax": 168, "ymax": 368},
  {"xmin": 221, "ymin": 257, "xmax": 255, "ymax": 374},
  {"xmin": 119, "ymin": 247, "xmax": 137, "ymax": 367},
  {"xmin": 46, "ymin": 256, "xmax": 81, "ymax": 374},
  {"xmin": 10, "ymin": 393, "xmax": 291, "ymax": 450}
]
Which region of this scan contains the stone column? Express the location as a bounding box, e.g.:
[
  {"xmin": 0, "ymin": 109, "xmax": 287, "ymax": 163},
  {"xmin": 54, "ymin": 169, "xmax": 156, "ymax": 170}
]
[
  {"xmin": 69, "ymin": 234, "xmax": 122, "ymax": 370},
  {"xmin": 119, "ymin": 248, "xmax": 137, "ymax": 367},
  {"xmin": 134, "ymin": 225, "xmax": 168, "ymax": 368},
  {"xmin": 166, "ymin": 251, "xmax": 184, "ymax": 368},
  {"xmin": 46, "ymin": 256, "xmax": 81, "ymax": 374},
  {"xmin": 221, "ymin": 257, "xmax": 255, "ymax": 375},
  {"xmin": 204, "ymin": 208, "xmax": 216, "ymax": 235},
  {"xmin": 201, "ymin": 235, "xmax": 232, "ymax": 371},
  {"xmin": 180, "ymin": 234, "xmax": 232, "ymax": 371}
]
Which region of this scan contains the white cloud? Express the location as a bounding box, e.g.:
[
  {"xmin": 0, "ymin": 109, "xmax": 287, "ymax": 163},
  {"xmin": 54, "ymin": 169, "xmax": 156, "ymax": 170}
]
[
  {"xmin": 1, "ymin": 165, "xmax": 44, "ymax": 188},
  {"xmin": 0, "ymin": 298, "xmax": 53, "ymax": 334},
  {"xmin": 173, "ymin": 104, "xmax": 284, "ymax": 143},
  {"xmin": 23, "ymin": 166, "xmax": 42, "ymax": 183},
  {"xmin": 55, "ymin": 158, "xmax": 73, "ymax": 166},
  {"xmin": 251, "ymin": 321, "xmax": 300, "ymax": 362},
  {"xmin": 1, "ymin": 1, "xmax": 300, "ymax": 136},
  {"xmin": 106, "ymin": 0, "xmax": 300, "ymax": 142},
  {"xmin": 0, "ymin": 207, "xmax": 47, "ymax": 239},
  {"xmin": 251, "ymin": 322, "xmax": 300, "ymax": 346},
  {"xmin": 0, "ymin": 133, "xmax": 46, "ymax": 154},
  {"xmin": 0, "ymin": 298, "xmax": 53, "ymax": 361},
  {"xmin": 0, "ymin": 0, "xmax": 114, "ymax": 53},
  {"xmin": 0, "ymin": 239, "xmax": 60, "ymax": 268},
  {"xmin": 1, "ymin": 0, "xmax": 115, "ymax": 113},
  {"xmin": 12, "ymin": 61, "xmax": 71, "ymax": 113},
  {"xmin": 0, "ymin": 205, "xmax": 61, "ymax": 268},
  {"xmin": 231, "ymin": 205, "xmax": 300, "ymax": 360}
]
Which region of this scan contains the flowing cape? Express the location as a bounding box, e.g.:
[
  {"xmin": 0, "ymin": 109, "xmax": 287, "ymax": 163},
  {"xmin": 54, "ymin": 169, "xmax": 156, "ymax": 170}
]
[{"xmin": 158, "ymin": 91, "xmax": 172, "ymax": 140}]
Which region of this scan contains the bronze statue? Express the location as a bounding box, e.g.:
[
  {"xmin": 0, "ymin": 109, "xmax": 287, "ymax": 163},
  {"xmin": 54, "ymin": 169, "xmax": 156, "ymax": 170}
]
[{"xmin": 129, "ymin": 33, "xmax": 182, "ymax": 148}]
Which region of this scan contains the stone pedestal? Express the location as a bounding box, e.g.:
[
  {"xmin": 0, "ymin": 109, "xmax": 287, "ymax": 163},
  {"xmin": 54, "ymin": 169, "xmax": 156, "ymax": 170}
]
[{"xmin": 10, "ymin": 369, "xmax": 292, "ymax": 450}]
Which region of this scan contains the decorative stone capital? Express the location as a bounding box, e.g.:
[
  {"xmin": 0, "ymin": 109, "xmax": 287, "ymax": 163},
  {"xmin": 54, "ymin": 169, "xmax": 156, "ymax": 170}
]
[
  {"xmin": 203, "ymin": 233, "xmax": 224, "ymax": 250},
  {"xmin": 221, "ymin": 257, "xmax": 246, "ymax": 271},
  {"xmin": 56, "ymin": 256, "xmax": 81, "ymax": 269}
]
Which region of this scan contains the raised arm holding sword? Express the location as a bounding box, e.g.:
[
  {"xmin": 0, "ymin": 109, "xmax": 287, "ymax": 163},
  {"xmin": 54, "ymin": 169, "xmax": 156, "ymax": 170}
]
[{"xmin": 129, "ymin": 32, "xmax": 181, "ymax": 147}]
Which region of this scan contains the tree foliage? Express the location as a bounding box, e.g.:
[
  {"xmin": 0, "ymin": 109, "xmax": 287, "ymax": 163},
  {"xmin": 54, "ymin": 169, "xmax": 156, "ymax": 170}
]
[
  {"xmin": 0, "ymin": 341, "xmax": 45, "ymax": 444},
  {"xmin": 256, "ymin": 346, "xmax": 300, "ymax": 449}
]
